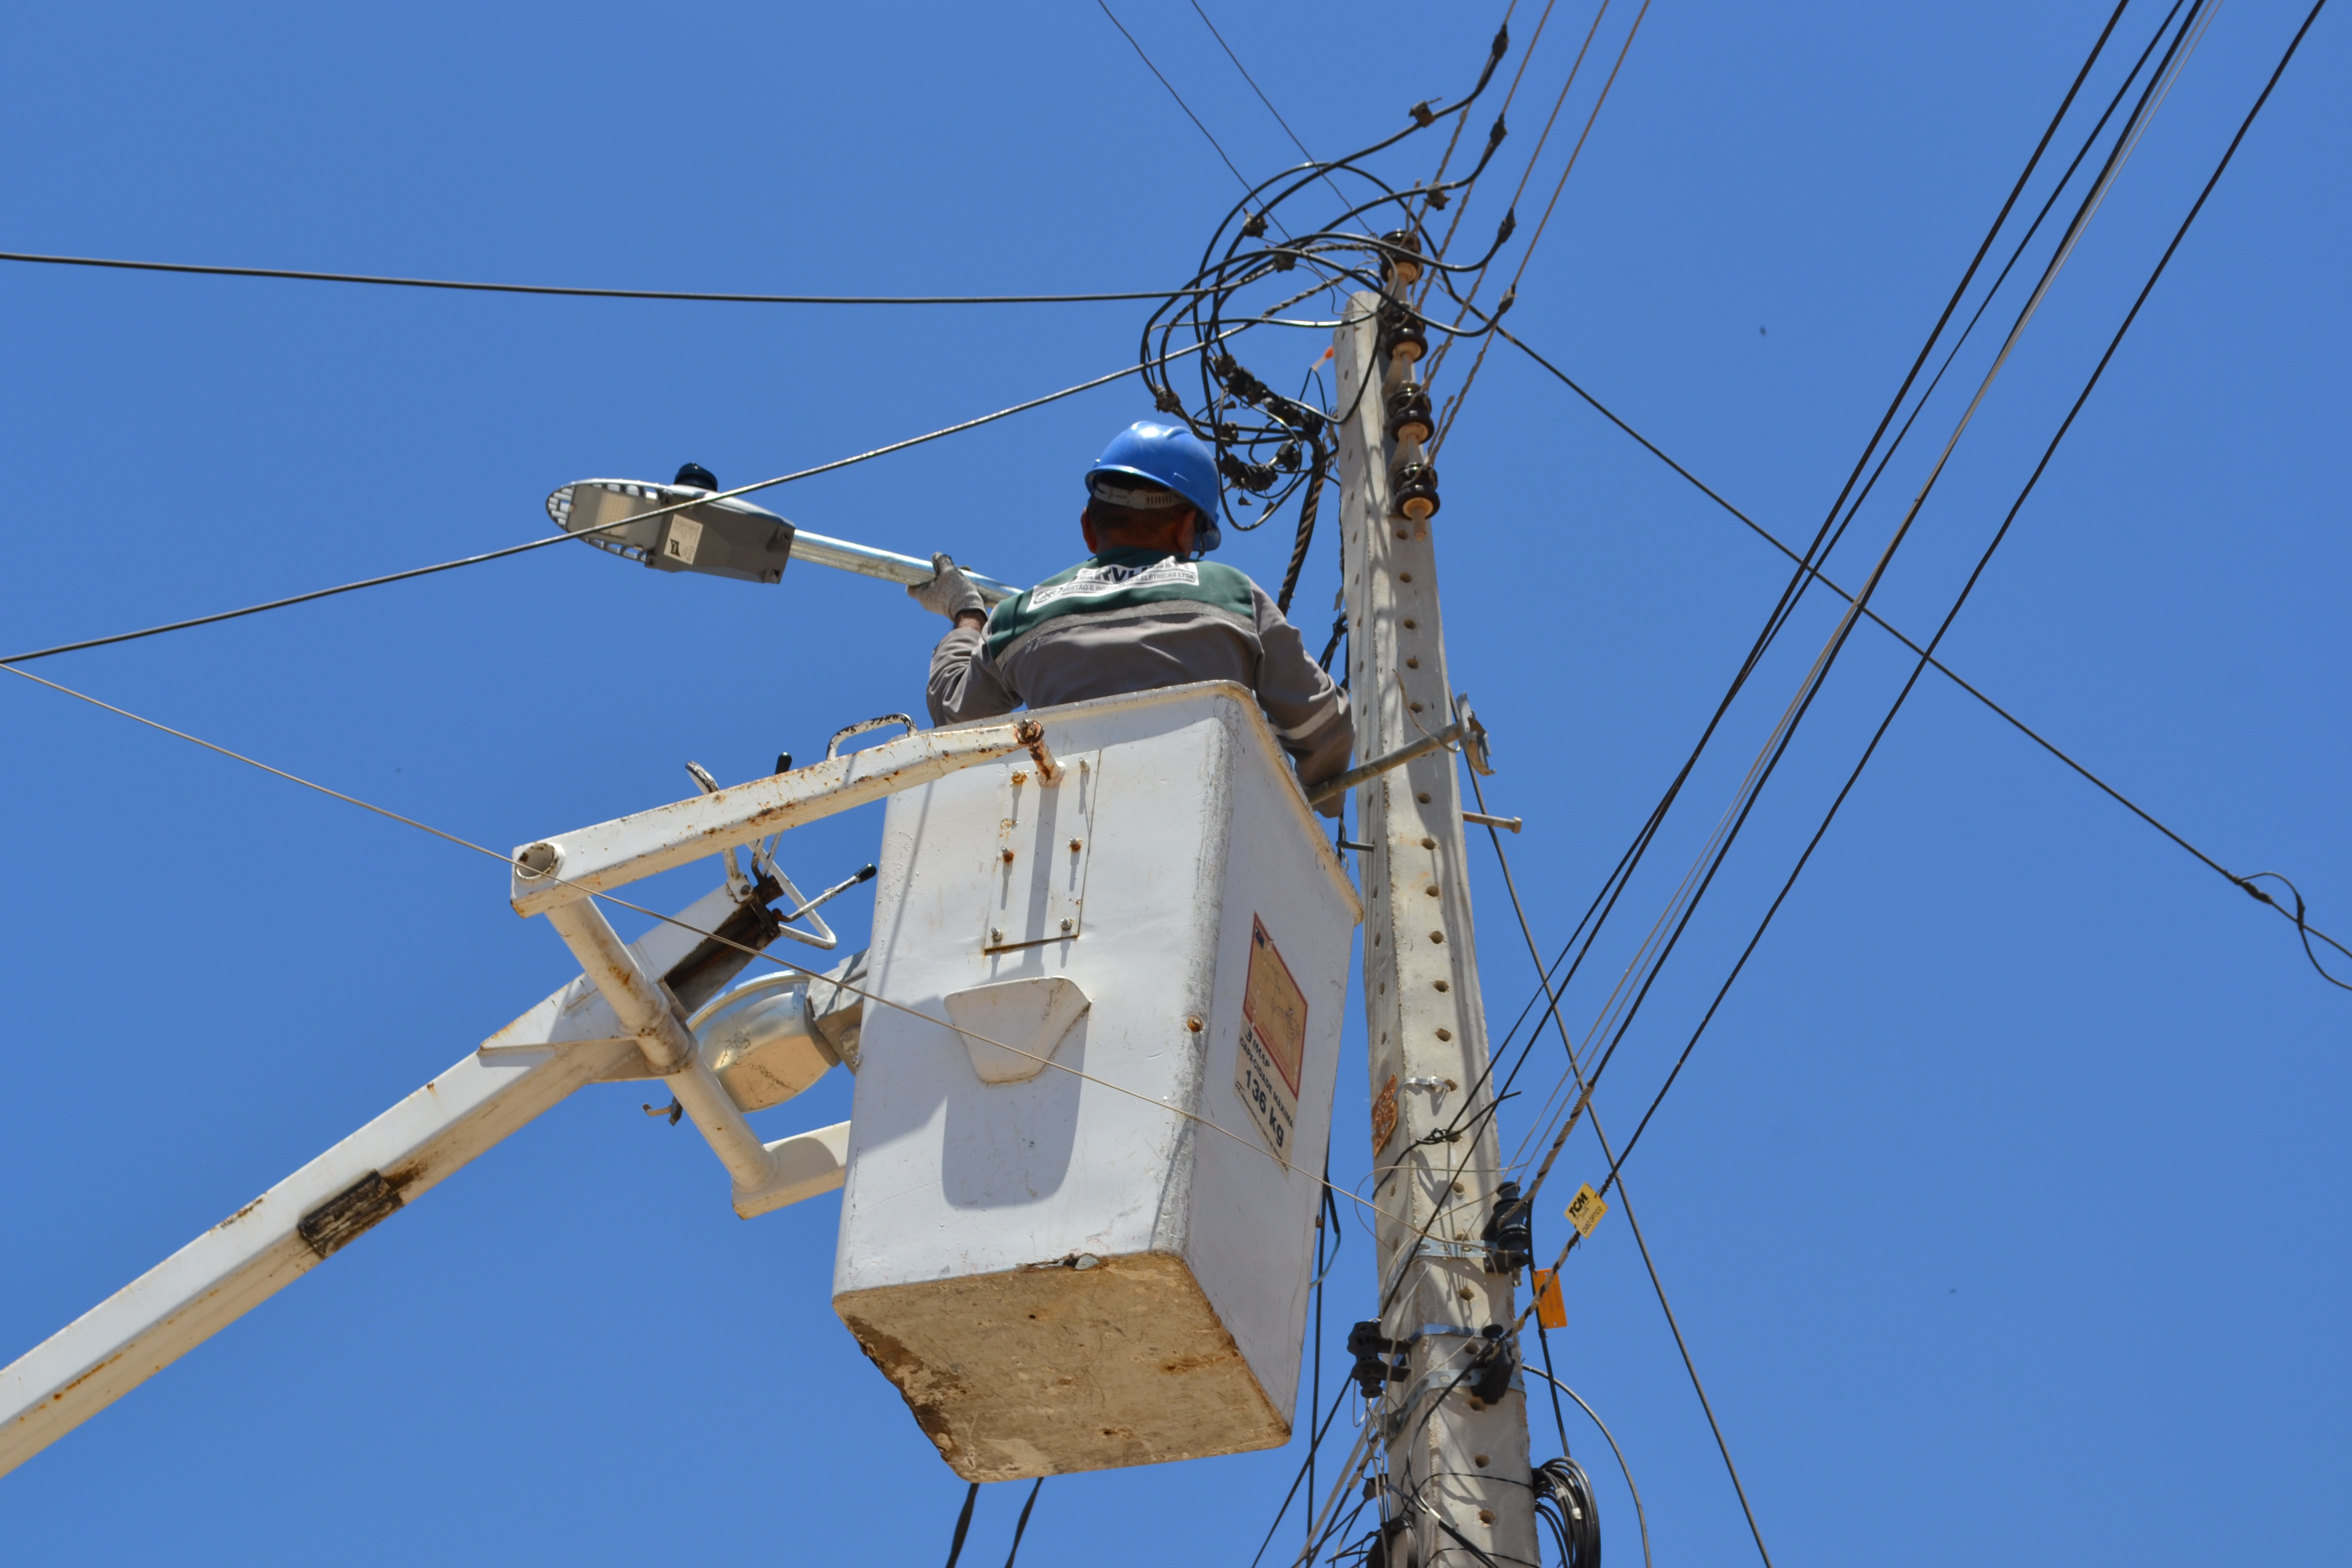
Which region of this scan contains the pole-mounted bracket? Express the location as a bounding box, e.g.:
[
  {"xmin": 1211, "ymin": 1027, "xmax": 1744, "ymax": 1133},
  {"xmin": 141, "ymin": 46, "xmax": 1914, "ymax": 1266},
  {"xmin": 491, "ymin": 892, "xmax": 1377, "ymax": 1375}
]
[{"xmin": 1307, "ymin": 700, "xmax": 1491, "ymax": 808}]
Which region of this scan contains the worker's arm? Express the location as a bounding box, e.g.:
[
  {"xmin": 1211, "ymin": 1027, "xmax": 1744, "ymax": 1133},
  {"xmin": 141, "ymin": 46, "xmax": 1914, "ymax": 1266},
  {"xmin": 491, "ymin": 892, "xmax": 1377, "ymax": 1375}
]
[
  {"xmin": 916, "ymin": 559, "xmax": 1021, "ymax": 726},
  {"xmin": 927, "ymin": 612, "xmax": 1021, "ymax": 726},
  {"xmin": 1248, "ymin": 588, "xmax": 1353, "ymax": 816}
]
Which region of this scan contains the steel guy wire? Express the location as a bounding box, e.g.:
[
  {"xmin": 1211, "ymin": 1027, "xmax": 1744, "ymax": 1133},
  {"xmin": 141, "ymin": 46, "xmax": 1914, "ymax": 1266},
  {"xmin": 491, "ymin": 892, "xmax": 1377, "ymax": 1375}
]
[
  {"xmin": 0, "ymin": 249, "xmax": 1228, "ymax": 305},
  {"xmin": 1431, "ymin": 0, "xmax": 2336, "ymax": 1033},
  {"xmin": 1341, "ymin": 763, "xmax": 1743, "ymax": 1559},
  {"xmin": 1338, "ymin": 696, "xmax": 1585, "ymax": 1312},
  {"xmin": 1292, "ymin": 1413, "xmax": 1381, "ymax": 1568},
  {"xmin": 1416, "ymin": 0, "xmax": 1604, "ymax": 303},
  {"xmin": 1502, "ymin": 0, "xmax": 2334, "ymax": 1338},
  {"xmin": 1396, "ymin": 1477, "xmax": 1514, "ymax": 1568},
  {"xmin": 1412, "ymin": 2, "xmax": 1533, "ymax": 218},
  {"xmin": 1600, "ymin": 1178, "xmax": 1772, "ymax": 1565},
  {"xmin": 1584, "ymin": 0, "xmax": 2341, "ymax": 1195},
  {"xmin": 0, "ymin": 657, "xmax": 1414, "ymax": 1235},
  {"xmin": 1353, "ymin": 694, "xmax": 1623, "ymax": 1314},
  {"xmin": 1472, "ymin": 22, "xmax": 2176, "ymax": 1145}
]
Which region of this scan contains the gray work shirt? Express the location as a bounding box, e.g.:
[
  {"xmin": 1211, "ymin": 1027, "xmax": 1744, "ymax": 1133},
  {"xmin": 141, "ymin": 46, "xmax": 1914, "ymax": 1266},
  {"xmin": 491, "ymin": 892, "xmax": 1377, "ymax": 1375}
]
[{"xmin": 927, "ymin": 555, "xmax": 1352, "ymax": 809}]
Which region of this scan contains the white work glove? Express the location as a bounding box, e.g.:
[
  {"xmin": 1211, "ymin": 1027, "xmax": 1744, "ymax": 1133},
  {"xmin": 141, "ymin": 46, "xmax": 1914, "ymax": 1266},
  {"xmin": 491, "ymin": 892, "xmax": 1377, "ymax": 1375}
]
[{"xmin": 908, "ymin": 553, "xmax": 986, "ymax": 621}]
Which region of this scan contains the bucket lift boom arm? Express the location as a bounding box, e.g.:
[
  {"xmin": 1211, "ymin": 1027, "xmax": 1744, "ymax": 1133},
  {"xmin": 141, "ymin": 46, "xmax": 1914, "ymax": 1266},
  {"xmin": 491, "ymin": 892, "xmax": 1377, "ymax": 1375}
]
[{"xmin": 0, "ymin": 713, "xmax": 1059, "ymax": 1480}]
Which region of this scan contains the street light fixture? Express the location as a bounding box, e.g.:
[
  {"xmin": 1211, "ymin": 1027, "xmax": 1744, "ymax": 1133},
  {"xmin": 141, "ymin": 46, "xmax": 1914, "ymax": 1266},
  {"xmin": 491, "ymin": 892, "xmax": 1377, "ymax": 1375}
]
[
  {"xmin": 544, "ymin": 463, "xmax": 1020, "ymax": 604},
  {"xmin": 545, "ymin": 463, "xmax": 797, "ymax": 584}
]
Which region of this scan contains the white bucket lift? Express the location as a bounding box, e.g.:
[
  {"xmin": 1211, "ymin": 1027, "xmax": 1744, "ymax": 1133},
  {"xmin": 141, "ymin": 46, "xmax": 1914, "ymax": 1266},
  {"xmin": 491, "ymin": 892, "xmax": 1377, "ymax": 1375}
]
[
  {"xmin": 834, "ymin": 682, "xmax": 1360, "ymax": 1481},
  {"xmin": 0, "ymin": 681, "xmax": 1363, "ymax": 1486}
]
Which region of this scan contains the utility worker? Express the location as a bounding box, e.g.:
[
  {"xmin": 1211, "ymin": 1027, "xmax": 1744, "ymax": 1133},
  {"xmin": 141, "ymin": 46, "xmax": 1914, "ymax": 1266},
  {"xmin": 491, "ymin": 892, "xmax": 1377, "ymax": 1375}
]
[{"xmin": 910, "ymin": 420, "xmax": 1353, "ymax": 812}]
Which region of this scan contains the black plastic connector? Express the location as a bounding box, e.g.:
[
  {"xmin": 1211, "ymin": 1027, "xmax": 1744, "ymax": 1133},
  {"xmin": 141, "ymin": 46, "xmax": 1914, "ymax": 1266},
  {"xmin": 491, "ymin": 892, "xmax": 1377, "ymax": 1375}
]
[
  {"xmin": 1219, "ymin": 453, "xmax": 1278, "ymax": 494},
  {"xmin": 1482, "ymin": 1180, "xmax": 1534, "ymax": 1275},
  {"xmin": 1468, "ymin": 1324, "xmax": 1516, "ymax": 1404},
  {"xmin": 1347, "ymin": 1320, "xmax": 1407, "ymax": 1401}
]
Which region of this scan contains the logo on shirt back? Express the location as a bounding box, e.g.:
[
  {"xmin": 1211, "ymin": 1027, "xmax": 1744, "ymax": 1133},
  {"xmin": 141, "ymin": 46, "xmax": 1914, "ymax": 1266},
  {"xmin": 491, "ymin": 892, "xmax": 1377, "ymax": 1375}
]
[{"xmin": 1026, "ymin": 557, "xmax": 1200, "ymax": 609}]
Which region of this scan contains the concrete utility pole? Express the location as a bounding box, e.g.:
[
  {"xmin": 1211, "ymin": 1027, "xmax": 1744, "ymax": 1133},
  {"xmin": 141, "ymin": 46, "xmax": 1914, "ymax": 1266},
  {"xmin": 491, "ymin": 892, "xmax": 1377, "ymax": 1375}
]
[{"xmin": 1336, "ymin": 264, "xmax": 1538, "ymax": 1568}]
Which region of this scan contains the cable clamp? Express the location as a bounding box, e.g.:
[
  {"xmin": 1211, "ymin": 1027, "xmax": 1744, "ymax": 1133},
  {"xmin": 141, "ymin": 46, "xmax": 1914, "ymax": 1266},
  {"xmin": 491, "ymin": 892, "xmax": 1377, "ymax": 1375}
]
[
  {"xmin": 1411, "ymin": 1322, "xmax": 1487, "ymax": 1341},
  {"xmin": 1409, "ymin": 1238, "xmax": 1486, "ymax": 1265}
]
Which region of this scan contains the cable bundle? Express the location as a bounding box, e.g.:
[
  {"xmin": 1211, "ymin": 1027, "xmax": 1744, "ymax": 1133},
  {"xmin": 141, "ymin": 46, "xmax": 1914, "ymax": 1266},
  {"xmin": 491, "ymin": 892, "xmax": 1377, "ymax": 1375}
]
[
  {"xmin": 1533, "ymin": 1457, "xmax": 1601, "ymax": 1568},
  {"xmin": 1125, "ymin": 24, "xmax": 1531, "ymax": 609}
]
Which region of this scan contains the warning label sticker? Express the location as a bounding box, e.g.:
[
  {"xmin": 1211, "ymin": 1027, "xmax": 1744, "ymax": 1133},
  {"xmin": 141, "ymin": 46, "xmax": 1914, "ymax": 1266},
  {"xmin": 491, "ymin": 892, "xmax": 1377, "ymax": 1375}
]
[
  {"xmin": 662, "ymin": 514, "xmax": 703, "ymax": 565},
  {"xmin": 1235, "ymin": 915, "xmax": 1308, "ymax": 1163}
]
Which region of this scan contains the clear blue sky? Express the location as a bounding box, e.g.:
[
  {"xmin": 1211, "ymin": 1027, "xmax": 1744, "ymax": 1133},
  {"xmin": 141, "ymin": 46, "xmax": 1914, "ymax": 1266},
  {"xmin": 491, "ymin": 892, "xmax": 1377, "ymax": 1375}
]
[{"xmin": 2, "ymin": 3, "xmax": 2342, "ymax": 1563}]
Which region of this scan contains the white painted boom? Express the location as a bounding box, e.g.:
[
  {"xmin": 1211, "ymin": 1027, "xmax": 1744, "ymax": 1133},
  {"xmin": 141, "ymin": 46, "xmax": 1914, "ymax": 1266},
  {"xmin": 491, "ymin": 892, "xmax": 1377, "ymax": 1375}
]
[
  {"xmin": 0, "ymin": 1031, "xmax": 639, "ymax": 1478},
  {"xmin": 0, "ymin": 889, "xmax": 851, "ymax": 1479}
]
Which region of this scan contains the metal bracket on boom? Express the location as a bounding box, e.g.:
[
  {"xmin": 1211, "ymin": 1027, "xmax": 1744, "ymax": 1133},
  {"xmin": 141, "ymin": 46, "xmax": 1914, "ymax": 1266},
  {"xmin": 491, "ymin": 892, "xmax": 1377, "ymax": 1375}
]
[
  {"xmin": 508, "ymin": 715, "xmax": 1054, "ymax": 916},
  {"xmin": 0, "ymin": 877, "xmax": 857, "ymax": 1480},
  {"xmin": 507, "ymin": 714, "xmax": 1067, "ymax": 1229}
]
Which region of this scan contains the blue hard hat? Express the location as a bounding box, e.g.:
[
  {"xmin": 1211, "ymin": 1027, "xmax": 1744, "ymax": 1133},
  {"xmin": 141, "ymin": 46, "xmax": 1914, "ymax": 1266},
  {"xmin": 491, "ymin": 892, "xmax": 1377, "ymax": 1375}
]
[{"xmin": 1084, "ymin": 420, "xmax": 1223, "ymax": 553}]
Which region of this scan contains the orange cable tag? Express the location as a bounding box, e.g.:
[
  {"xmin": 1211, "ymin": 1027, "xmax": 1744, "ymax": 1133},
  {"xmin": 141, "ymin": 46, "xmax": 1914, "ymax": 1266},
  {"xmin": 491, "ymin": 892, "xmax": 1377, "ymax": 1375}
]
[{"xmin": 1532, "ymin": 1268, "xmax": 1567, "ymax": 1330}]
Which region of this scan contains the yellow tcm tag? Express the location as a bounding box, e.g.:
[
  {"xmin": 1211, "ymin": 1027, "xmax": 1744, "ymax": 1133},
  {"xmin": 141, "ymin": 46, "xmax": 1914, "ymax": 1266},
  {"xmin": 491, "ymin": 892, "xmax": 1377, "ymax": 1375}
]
[{"xmin": 1564, "ymin": 1183, "xmax": 1609, "ymax": 1240}]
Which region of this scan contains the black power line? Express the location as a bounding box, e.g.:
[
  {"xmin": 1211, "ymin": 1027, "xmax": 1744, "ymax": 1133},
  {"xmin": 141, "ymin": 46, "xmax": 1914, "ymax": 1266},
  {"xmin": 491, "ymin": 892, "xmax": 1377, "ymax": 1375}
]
[
  {"xmin": 1187, "ymin": 1, "xmax": 1325, "ymax": 173},
  {"xmin": 1496, "ymin": 324, "xmax": 2349, "ymax": 991},
  {"xmin": 1462, "ymin": 766, "xmax": 1776, "ymax": 1566},
  {"xmin": 1448, "ymin": 0, "xmax": 2149, "ymax": 1200},
  {"xmin": 0, "ymin": 248, "xmax": 1209, "ymax": 305},
  {"xmin": 1095, "ymin": 0, "xmax": 1259, "ymax": 199},
  {"xmin": 1001, "ymin": 1480, "xmax": 1045, "ymax": 1568},
  {"xmin": 942, "ymin": 1482, "xmax": 982, "ymax": 1568},
  {"xmin": 1462, "ymin": 767, "xmax": 1775, "ymax": 1563},
  {"xmin": 1594, "ymin": 0, "xmax": 2339, "ymax": 1201},
  {"xmin": 0, "ymin": 335, "xmax": 1237, "ymax": 669},
  {"xmin": 1517, "ymin": 0, "xmax": 2216, "ymax": 1224}
]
